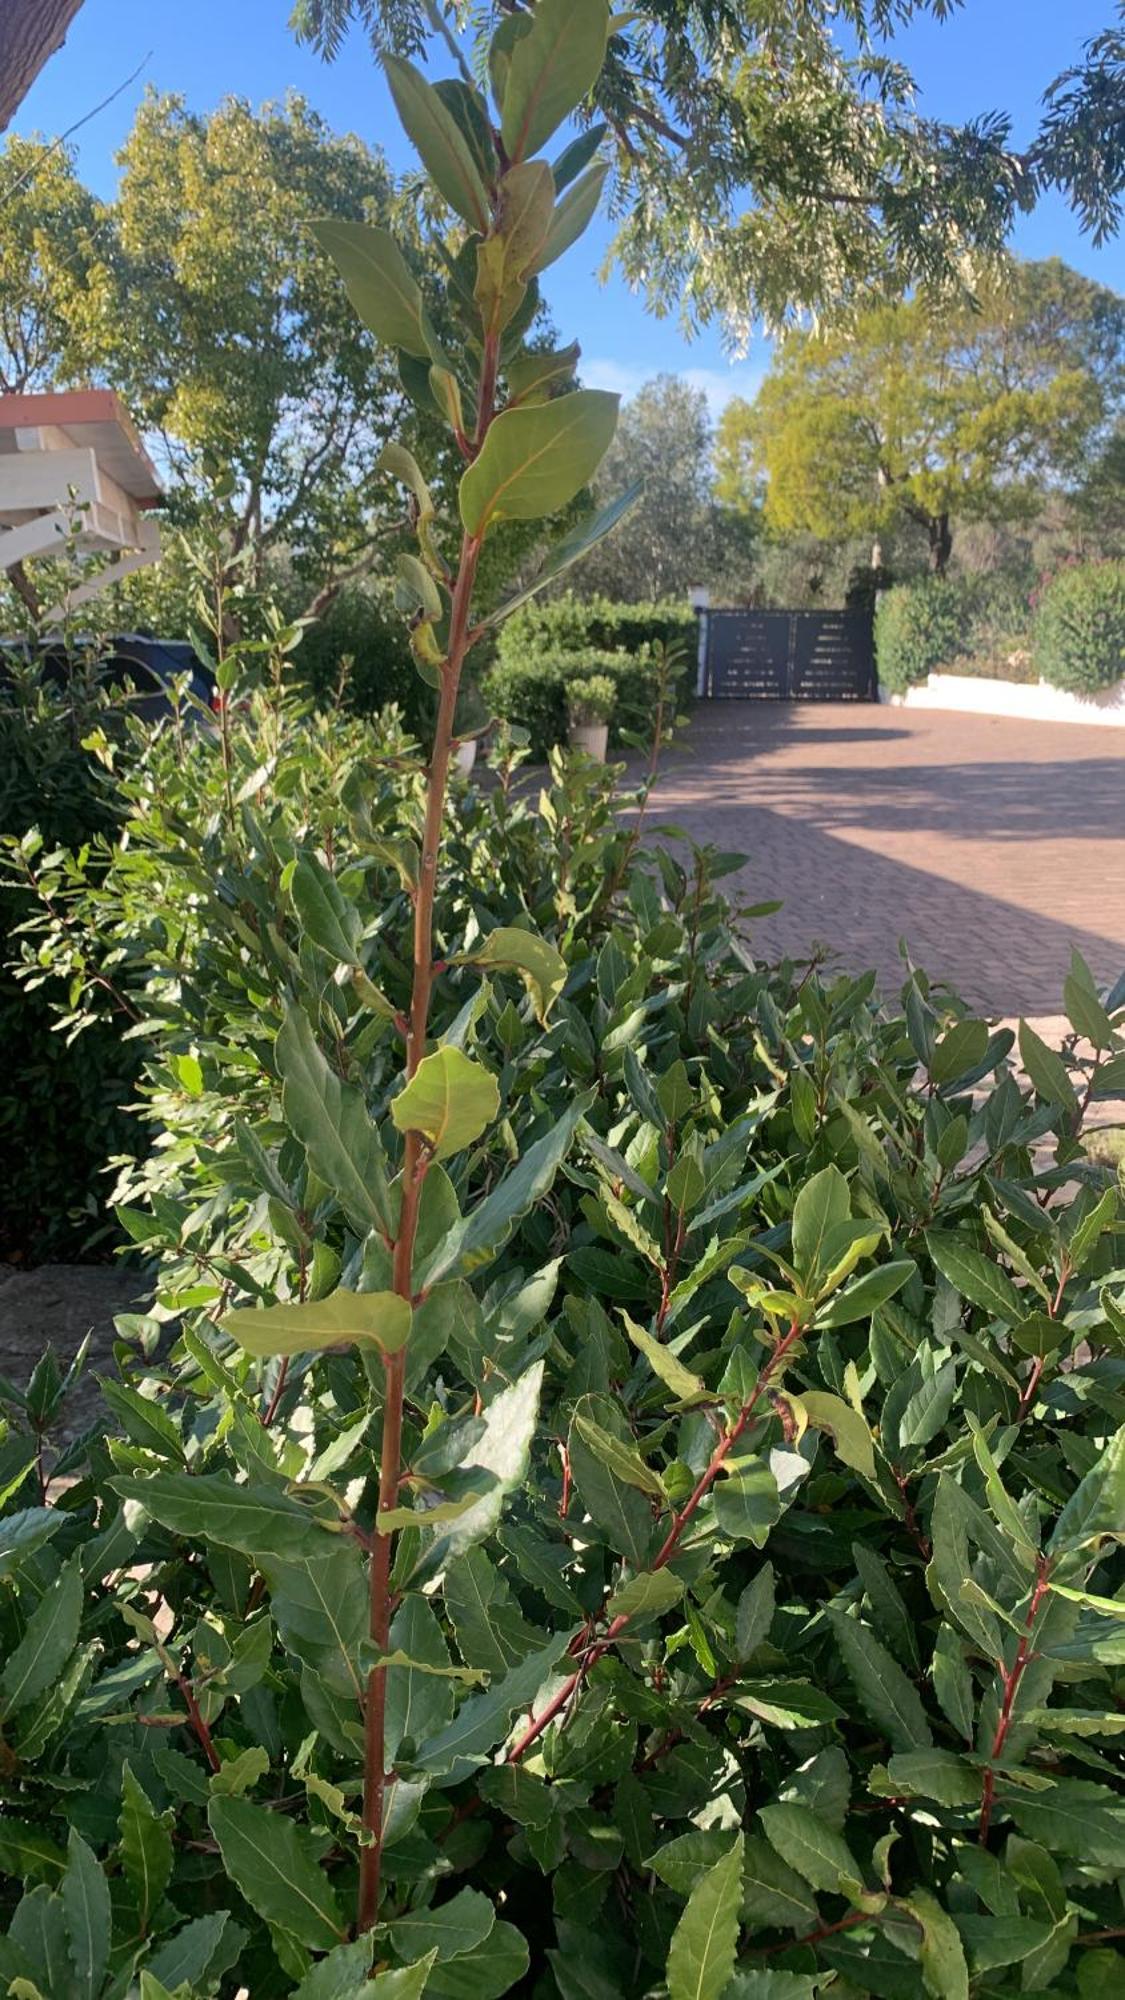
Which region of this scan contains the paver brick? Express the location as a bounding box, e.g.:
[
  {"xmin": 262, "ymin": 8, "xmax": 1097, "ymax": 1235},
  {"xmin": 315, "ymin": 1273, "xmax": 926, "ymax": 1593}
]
[{"xmin": 654, "ymin": 702, "xmax": 1125, "ymax": 1016}]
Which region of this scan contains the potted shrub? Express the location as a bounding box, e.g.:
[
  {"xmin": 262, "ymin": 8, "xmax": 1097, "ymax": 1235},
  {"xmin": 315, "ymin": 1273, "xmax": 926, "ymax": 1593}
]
[{"xmin": 568, "ymin": 671, "xmax": 615, "ymax": 760}]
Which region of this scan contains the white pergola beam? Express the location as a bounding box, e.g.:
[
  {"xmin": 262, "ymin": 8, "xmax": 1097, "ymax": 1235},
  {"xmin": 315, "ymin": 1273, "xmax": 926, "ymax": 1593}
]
[
  {"xmin": 42, "ymin": 518, "xmax": 162, "ymax": 627},
  {"xmin": 0, "ymin": 445, "xmax": 101, "ymax": 513},
  {"xmin": 0, "ymin": 508, "xmax": 76, "ymax": 569}
]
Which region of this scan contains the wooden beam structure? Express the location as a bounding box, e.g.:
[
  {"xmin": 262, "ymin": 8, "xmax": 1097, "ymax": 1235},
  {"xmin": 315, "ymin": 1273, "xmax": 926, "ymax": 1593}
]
[{"xmin": 0, "ymin": 389, "xmax": 163, "ymax": 622}]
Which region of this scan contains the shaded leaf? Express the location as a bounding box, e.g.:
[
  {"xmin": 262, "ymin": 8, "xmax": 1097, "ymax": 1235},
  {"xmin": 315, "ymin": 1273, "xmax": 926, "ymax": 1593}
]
[
  {"xmin": 817, "ymin": 1259, "xmax": 916, "ymax": 1327},
  {"xmin": 416, "ymin": 1629, "xmax": 577, "ymax": 1780},
  {"xmin": 529, "ymin": 162, "xmax": 610, "ymax": 275},
  {"xmin": 387, "ymin": 55, "xmax": 491, "ymax": 228},
  {"xmin": 277, "ymin": 1005, "xmax": 391, "ymax": 1233},
  {"xmin": 926, "ymin": 1232, "xmax": 1023, "ymax": 1324},
  {"xmin": 312, "ymin": 220, "xmax": 429, "ymax": 357},
  {"xmin": 60, "ymin": 1832, "xmax": 110, "ymax": 2000},
  {"xmin": 425, "ymin": 1095, "xmax": 592, "ymax": 1284},
  {"xmin": 388, "ymin": 1887, "xmax": 494, "ymax": 1964},
  {"xmin": 791, "ymin": 1165, "xmax": 851, "ymax": 1282},
  {"xmin": 119, "ymin": 1763, "xmax": 173, "ymax": 1936},
  {"xmin": 758, "ymin": 1804, "xmax": 862, "ymax": 1895},
  {"xmin": 799, "ymin": 1392, "xmax": 875, "ymax": 1480},
  {"xmin": 207, "ymin": 1796, "xmax": 345, "ymax": 1950},
  {"xmin": 0, "ymin": 1556, "xmax": 82, "ymax": 1718},
  {"xmin": 827, "ymin": 1609, "xmax": 932, "ymax": 1750},
  {"xmin": 1050, "ymin": 1425, "xmax": 1125, "ymax": 1553},
  {"xmin": 1018, "ymin": 1020, "xmax": 1077, "ymax": 1112},
  {"xmin": 484, "ymin": 485, "xmax": 642, "ymax": 628}
]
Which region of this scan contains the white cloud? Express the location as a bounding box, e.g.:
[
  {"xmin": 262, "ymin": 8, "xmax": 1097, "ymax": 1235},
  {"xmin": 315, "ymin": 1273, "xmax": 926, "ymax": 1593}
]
[
  {"xmin": 580, "ymin": 357, "xmax": 650, "ymax": 399},
  {"xmin": 682, "ymin": 365, "xmax": 767, "ymax": 415},
  {"xmin": 581, "ymin": 357, "xmax": 766, "ymax": 416}
]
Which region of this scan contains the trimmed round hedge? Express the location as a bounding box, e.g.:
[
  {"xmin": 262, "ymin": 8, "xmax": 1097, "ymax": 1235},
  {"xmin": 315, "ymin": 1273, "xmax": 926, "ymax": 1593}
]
[
  {"xmin": 874, "ymin": 577, "xmax": 978, "ymax": 694},
  {"xmin": 486, "ymin": 597, "xmax": 697, "ymax": 757},
  {"xmin": 485, "ymin": 645, "xmax": 649, "ymax": 758},
  {"xmin": 1033, "ymin": 559, "xmax": 1125, "ymax": 694}
]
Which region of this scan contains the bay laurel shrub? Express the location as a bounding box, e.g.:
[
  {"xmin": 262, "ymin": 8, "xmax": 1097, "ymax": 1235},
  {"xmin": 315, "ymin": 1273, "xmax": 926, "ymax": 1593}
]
[
  {"xmin": 6, "ymin": 639, "xmax": 1125, "ymax": 1997},
  {"xmin": 1033, "ymin": 559, "xmax": 1125, "ymax": 693},
  {"xmin": 3, "ymin": 10, "xmax": 1125, "ymax": 2000},
  {"xmin": 874, "ymin": 574, "xmax": 1047, "ymax": 693},
  {"xmin": 874, "ymin": 578, "xmax": 979, "ymax": 694},
  {"xmin": 567, "ymin": 672, "xmax": 616, "ymax": 727}
]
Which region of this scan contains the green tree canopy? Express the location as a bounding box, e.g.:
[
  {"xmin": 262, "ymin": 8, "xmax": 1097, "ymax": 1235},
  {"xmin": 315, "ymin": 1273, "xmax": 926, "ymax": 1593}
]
[
  {"xmin": 715, "ymin": 258, "xmax": 1125, "ymax": 572},
  {"xmin": 577, "ymin": 373, "xmax": 752, "ymax": 599},
  {"xmin": 291, "ymin": 2, "xmax": 1125, "ymax": 335},
  {"xmin": 0, "ymin": 134, "xmax": 116, "ymax": 393},
  {"xmin": 110, "ymin": 90, "xmax": 435, "ymax": 610}
]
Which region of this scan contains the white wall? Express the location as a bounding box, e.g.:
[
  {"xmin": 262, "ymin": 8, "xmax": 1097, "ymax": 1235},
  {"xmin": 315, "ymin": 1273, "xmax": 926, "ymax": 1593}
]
[{"xmin": 882, "ymin": 673, "xmax": 1125, "ymax": 729}]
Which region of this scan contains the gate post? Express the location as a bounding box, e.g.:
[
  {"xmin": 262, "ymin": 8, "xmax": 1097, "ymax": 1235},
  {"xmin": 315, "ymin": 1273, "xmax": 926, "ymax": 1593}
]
[{"xmin": 689, "ymin": 587, "xmax": 710, "ymax": 697}]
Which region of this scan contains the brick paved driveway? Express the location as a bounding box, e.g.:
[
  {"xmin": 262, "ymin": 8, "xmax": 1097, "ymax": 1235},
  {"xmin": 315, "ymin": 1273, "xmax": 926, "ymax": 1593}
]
[{"xmin": 653, "ymin": 703, "xmax": 1125, "ymax": 1016}]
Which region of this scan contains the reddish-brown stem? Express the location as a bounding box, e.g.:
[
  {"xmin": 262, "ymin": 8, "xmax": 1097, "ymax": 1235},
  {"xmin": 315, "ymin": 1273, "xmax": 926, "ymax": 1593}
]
[
  {"xmin": 507, "ymin": 1319, "xmax": 803, "ymax": 1764},
  {"xmin": 356, "ymin": 332, "xmax": 496, "ymax": 1931},
  {"xmin": 261, "ymin": 1355, "xmax": 290, "ymax": 1429},
  {"xmin": 1015, "ymin": 1353, "xmax": 1045, "ymax": 1423},
  {"xmin": 755, "ymin": 1908, "xmax": 870, "ymax": 1958},
  {"xmin": 1017, "ymin": 1258, "xmax": 1069, "ymax": 1421},
  {"xmin": 652, "ymin": 1318, "xmax": 803, "ymax": 1568},
  {"xmin": 892, "ymin": 1468, "xmax": 932, "ymax": 1563},
  {"xmin": 655, "ymin": 1207, "xmax": 687, "ymax": 1338},
  {"xmin": 177, "ymin": 1671, "xmax": 221, "ymax": 1773},
  {"xmin": 978, "ymin": 1554, "xmax": 1052, "ymax": 1843}
]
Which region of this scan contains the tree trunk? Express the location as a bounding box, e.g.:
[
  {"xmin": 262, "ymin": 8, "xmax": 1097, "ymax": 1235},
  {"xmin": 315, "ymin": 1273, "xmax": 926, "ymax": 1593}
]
[
  {"xmin": 0, "ymin": 0, "xmax": 85, "ymax": 133},
  {"xmin": 8, "ymin": 560, "xmax": 42, "ymax": 621},
  {"xmin": 928, "ymin": 513, "xmax": 952, "ymax": 576}
]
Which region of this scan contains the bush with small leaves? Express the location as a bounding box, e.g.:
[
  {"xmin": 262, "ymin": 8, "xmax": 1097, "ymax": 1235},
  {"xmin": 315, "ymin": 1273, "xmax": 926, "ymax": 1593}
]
[
  {"xmin": 1034, "ymin": 558, "xmax": 1125, "ymax": 693},
  {"xmin": 486, "ymin": 642, "xmax": 682, "ymax": 756},
  {"xmin": 567, "ymin": 673, "xmax": 616, "ymax": 727},
  {"xmin": 874, "ymin": 576, "xmax": 980, "ymax": 693}
]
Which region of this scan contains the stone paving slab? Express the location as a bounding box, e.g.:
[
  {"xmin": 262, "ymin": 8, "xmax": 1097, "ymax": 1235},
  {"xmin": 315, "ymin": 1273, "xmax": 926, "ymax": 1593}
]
[{"xmin": 654, "ymin": 702, "xmax": 1125, "ymax": 1017}]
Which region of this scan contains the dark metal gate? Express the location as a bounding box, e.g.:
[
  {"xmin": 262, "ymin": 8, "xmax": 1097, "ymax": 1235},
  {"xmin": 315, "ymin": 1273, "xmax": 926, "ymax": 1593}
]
[{"xmin": 699, "ymin": 608, "xmax": 876, "ymax": 700}]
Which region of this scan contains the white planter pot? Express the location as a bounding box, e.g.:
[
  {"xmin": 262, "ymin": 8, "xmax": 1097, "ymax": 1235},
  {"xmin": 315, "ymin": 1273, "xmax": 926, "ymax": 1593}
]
[
  {"xmin": 882, "ymin": 672, "xmax": 1125, "ymax": 728},
  {"xmin": 454, "ymin": 738, "xmax": 477, "ymax": 777},
  {"xmin": 569, "ymin": 721, "xmax": 609, "ymax": 761}
]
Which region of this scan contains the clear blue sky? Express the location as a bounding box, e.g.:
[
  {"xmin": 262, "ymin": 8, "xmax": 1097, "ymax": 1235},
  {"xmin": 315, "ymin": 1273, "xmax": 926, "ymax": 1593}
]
[{"xmin": 15, "ymin": 0, "xmax": 1125, "ymax": 415}]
